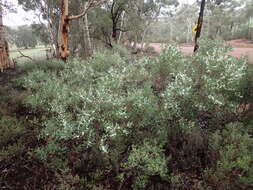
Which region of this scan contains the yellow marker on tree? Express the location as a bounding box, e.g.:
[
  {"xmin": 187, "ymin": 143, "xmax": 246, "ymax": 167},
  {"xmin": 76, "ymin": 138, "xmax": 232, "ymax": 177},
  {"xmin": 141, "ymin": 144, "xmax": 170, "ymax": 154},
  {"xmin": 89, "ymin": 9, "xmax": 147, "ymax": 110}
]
[{"xmin": 192, "ymin": 24, "xmax": 198, "ymax": 34}]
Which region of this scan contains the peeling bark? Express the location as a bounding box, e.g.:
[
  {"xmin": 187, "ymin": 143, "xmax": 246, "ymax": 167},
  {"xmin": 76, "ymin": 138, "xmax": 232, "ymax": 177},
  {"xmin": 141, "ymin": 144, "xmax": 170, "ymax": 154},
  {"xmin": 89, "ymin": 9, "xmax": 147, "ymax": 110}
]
[
  {"xmin": 0, "ymin": 2, "xmax": 13, "ymax": 72},
  {"xmin": 58, "ymin": 0, "xmax": 69, "ymax": 61},
  {"xmin": 58, "ymin": 0, "xmax": 108, "ymax": 61}
]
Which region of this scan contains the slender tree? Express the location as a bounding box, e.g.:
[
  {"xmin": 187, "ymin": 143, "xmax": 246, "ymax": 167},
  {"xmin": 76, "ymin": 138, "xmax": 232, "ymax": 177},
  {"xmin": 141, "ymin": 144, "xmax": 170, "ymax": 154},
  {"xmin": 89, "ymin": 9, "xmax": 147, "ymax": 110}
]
[
  {"xmin": 0, "ymin": 0, "xmax": 12, "ymax": 72},
  {"xmin": 110, "ymin": 0, "xmax": 126, "ymax": 42},
  {"xmin": 194, "ymin": 0, "xmax": 206, "ymax": 52},
  {"xmin": 84, "ymin": 2, "xmax": 92, "ymax": 51},
  {"xmin": 58, "ymin": 0, "xmax": 108, "ymax": 61}
]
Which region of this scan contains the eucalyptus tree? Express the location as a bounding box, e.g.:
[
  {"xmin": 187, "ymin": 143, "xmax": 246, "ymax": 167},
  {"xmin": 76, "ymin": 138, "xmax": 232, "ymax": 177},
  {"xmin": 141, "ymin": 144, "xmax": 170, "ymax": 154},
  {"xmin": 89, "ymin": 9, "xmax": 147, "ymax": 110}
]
[
  {"xmin": 204, "ymin": 0, "xmax": 242, "ymax": 39},
  {"xmin": 31, "ymin": 23, "xmax": 50, "ymax": 46},
  {"xmin": 58, "ymin": 0, "xmax": 108, "ymax": 60},
  {"xmin": 242, "ymin": 0, "xmax": 253, "ymax": 40},
  {"xmin": 89, "ymin": 0, "xmax": 179, "ymax": 48},
  {"xmin": 126, "ymin": 0, "xmax": 179, "ymax": 49},
  {"xmin": 88, "ymin": 7, "xmax": 113, "ymax": 47},
  {"xmin": 18, "ymin": 0, "xmax": 61, "ymax": 56},
  {"xmin": 15, "ymin": 25, "xmax": 38, "ymax": 49},
  {"xmin": 83, "ymin": 0, "xmax": 131, "ymax": 48},
  {"xmin": 152, "ymin": 3, "xmax": 198, "ymax": 43},
  {"xmin": 146, "ymin": 0, "xmax": 250, "ymax": 43},
  {"xmin": 90, "ymin": 0, "xmax": 133, "ymax": 47},
  {"xmin": 140, "ymin": 0, "xmax": 179, "ymax": 47},
  {"xmin": 109, "ymin": 0, "xmax": 128, "ymax": 42},
  {"xmin": 0, "ymin": 0, "xmax": 13, "ymax": 72},
  {"xmin": 18, "ymin": 0, "xmax": 108, "ymax": 60}
]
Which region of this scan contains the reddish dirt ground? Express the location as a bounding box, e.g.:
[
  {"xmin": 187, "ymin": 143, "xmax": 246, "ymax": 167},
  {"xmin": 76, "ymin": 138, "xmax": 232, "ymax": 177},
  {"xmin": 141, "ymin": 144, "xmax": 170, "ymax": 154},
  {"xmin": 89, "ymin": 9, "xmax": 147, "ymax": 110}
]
[{"xmin": 149, "ymin": 40, "xmax": 253, "ymax": 63}]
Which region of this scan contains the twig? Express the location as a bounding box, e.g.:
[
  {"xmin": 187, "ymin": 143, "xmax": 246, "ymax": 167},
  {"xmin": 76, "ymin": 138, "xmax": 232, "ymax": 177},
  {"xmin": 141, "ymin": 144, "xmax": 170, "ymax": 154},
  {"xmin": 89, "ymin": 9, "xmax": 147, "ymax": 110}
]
[
  {"xmin": 17, "ymin": 50, "xmax": 33, "ymax": 60},
  {"xmin": 68, "ymin": 0, "xmax": 108, "ymax": 20}
]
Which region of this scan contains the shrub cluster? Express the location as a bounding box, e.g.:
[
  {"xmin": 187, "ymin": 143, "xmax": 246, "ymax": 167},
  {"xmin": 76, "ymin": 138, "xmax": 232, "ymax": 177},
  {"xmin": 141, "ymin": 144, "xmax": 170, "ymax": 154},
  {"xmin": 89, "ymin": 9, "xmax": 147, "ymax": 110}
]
[{"xmin": 1, "ymin": 40, "xmax": 252, "ymax": 190}]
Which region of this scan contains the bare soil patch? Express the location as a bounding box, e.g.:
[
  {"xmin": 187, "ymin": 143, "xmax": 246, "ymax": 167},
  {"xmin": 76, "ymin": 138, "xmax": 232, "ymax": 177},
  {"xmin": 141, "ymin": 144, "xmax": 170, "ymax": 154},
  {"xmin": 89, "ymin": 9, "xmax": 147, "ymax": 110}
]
[{"xmin": 149, "ymin": 40, "xmax": 253, "ymax": 63}]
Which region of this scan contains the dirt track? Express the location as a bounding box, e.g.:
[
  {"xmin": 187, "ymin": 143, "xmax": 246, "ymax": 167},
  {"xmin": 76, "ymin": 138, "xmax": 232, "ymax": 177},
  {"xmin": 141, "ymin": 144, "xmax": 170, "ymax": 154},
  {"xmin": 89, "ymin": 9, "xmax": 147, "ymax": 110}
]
[{"xmin": 149, "ymin": 43, "xmax": 253, "ymax": 63}]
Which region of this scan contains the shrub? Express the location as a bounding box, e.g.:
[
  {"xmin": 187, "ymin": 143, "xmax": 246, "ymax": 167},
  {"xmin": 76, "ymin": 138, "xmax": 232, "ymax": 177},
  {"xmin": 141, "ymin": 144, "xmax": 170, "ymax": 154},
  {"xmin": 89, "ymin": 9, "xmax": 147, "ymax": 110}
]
[
  {"xmin": 89, "ymin": 51, "xmax": 124, "ymax": 73},
  {"xmin": 0, "ymin": 116, "xmax": 25, "ymax": 161},
  {"xmin": 112, "ymin": 43, "xmax": 132, "ymax": 61},
  {"xmin": 126, "ymin": 141, "xmax": 169, "ymax": 189},
  {"xmin": 143, "ymin": 46, "xmax": 156, "ymax": 54},
  {"xmin": 203, "ymin": 123, "xmax": 253, "ymax": 190},
  {"xmin": 151, "ymin": 44, "xmax": 186, "ymax": 94},
  {"xmin": 6, "ymin": 39, "xmax": 252, "ymax": 189},
  {"xmin": 162, "ymin": 39, "xmax": 247, "ymax": 129},
  {"xmin": 20, "ymin": 59, "xmax": 66, "ymax": 73}
]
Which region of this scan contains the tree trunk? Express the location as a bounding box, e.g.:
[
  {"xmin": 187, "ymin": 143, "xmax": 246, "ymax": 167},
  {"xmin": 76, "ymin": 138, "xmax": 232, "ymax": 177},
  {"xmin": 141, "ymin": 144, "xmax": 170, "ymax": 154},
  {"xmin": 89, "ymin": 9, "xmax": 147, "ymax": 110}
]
[
  {"xmin": 57, "ymin": 0, "xmax": 107, "ymax": 60},
  {"xmin": 0, "ymin": 2, "xmax": 13, "ymax": 72},
  {"xmin": 194, "ymin": 0, "xmax": 206, "ymax": 52},
  {"xmin": 48, "ymin": 21, "xmax": 57, "ymax": 57},
  {"xmin": 48, "ymin": 23, "xmax": 57, "ymax": 57},
  {"xmin": 141, "ymin": 26, "xmax": 148, "ymax": 49},
  {"xmin": 58, "ymin": 0, "xmax": 69, "ymax": 61},
  {"xmin": 45, "ymin": 2, "xmax": 57, "ymax": 57},
  {"xmin": 215, "ymin": 25, "xmax": 222, "ymax": 38},
  {"xmin": 141, "ymin": 20, "xmax": 152, "ymax": 49},
  {"xmin": 112, "ymin": 23, "xmax": 117, "ymax": 42},
  {"xmin": 117, "ymin": 11, "xmax": 125, "ymax": 44},
  {"xmin": 79, "ymin": 2, "xmax": 91, "ymax": 58},
  {"xmin": 170, "ymin": 22, "xmax": 173, "ymax": 41},
  {"xmin": 248, "ymin": 17, "xmax": 253, "ymax": 40},
  {"xmin": 186, "ymin": 18, "xmax": 191, "ymax": 43},
  {"xmin": 251, "ymin": 27, "xmax": 253, "ymax": 41},
  {"xmin": 84, "ymin": 2, "xmax": 92, "ymax": 51},
  {"xmin": 133, "ymin": 34, "xmax": 138, "ymax": 51}
]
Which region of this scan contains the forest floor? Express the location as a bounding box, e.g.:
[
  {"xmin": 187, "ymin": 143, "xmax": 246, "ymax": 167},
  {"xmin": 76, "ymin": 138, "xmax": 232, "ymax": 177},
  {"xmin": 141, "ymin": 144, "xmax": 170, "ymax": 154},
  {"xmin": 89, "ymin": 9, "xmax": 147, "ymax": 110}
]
[
  {"xmin": 149, "ymin": 39, "xmax": 253, "ymax": 63},
  {"xmin": 0, "ymin": 68, "xmax": 26, "ymax": 117}
]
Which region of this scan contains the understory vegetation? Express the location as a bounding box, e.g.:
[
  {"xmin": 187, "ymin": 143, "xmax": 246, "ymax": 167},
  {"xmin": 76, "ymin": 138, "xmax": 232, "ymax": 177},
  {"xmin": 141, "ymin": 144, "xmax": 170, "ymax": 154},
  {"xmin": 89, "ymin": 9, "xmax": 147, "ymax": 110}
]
[{"xmin": 0, "ymin": 39, "xmax": 253, "ymax": 190}]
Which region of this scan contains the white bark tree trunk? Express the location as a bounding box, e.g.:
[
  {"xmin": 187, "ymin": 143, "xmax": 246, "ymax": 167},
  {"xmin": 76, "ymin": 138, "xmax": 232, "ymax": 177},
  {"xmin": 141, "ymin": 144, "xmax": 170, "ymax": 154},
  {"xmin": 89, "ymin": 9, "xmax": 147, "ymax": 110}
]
[
  {"xmin": 141, "ymin": 26, "xmax": 148, "ymax": 49},
  {"xmin": 84, "ymin": 2, "xmax": 92, "ymax": 51},
  {"xmin": 117, "ymin": 11, "xmax": 125, "ymax": 44}
]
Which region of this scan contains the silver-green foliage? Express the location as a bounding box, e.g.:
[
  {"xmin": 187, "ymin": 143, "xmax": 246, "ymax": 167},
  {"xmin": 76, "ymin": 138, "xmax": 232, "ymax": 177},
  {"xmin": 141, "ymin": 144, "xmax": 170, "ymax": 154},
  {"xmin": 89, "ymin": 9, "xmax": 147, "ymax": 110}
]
[
  {"xmin": 204, "ymin": 123, "xmax": 253, "ymax": 190},
  {"xmin": 126, "ymin": 140, "xmax": 169, "ymax": 189},
  {"xmin": 18, "ymin": 39, "xmax": 252, "ymax": 189},
  {"xmin": 163, "ymin": 39, "xmax": 247, "ymax": 122}
]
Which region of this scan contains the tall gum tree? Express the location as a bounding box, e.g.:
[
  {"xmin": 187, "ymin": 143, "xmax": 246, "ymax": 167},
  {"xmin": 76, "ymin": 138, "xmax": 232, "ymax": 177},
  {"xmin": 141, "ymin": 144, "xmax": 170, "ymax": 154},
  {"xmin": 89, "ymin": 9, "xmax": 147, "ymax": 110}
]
[
  {"xmin": 0, "ymin": 0, "xmax": 12, "ymax": 72},
  {"xmin": 58, "ymin": 0, "xmax": 108, "ymax": 61}
]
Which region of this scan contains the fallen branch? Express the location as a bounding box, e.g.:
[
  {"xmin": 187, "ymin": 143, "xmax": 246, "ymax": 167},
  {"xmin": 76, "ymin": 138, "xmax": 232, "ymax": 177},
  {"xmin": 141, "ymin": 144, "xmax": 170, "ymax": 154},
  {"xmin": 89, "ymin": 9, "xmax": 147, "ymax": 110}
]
[{"xmin": 17, "ymin": 50, "xmax": 33, "ymax": 60}]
